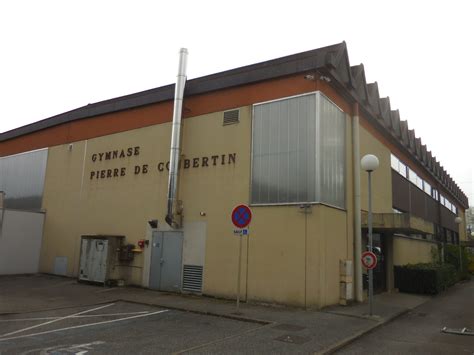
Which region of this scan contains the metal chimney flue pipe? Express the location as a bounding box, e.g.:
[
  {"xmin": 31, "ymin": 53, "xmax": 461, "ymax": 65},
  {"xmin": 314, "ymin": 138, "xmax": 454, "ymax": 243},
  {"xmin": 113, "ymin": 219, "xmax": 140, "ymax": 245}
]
[{"xmin": 165, "ymin": 48, "xmax": 188, "ymax": 228}]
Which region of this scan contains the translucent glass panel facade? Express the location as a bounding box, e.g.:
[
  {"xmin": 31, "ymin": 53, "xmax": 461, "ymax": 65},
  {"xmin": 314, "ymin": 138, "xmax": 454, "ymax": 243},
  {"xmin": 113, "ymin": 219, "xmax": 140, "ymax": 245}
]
[
  {"xmin": 251, "ymin": 92, "xmax": 346, "ymax": 208},
  {"xmin": 0, "ymin": 149, "xmax": 48, "ymax": 210}
]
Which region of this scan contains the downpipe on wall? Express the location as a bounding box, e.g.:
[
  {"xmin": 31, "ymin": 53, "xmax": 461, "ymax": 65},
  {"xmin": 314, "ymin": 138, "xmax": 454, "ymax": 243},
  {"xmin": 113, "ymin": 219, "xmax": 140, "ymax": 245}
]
[
  {"xmin": 0, "ymin": 191, "xmax": 5, "ymax": 239},
  {"xmin": 352, "ymin": 103, "xmax": 363, "ymax": 302}
]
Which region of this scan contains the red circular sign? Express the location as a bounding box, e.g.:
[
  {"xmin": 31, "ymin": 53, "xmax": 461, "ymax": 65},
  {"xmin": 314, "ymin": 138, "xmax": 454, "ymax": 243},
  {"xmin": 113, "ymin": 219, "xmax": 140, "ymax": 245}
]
[
  {"xmin": 231, "ymin": 204, "xmax": 252, "ymax": 228},
  {"xmin": 361, "ymin": 251, "xmax": 377, "ymax": 269}
]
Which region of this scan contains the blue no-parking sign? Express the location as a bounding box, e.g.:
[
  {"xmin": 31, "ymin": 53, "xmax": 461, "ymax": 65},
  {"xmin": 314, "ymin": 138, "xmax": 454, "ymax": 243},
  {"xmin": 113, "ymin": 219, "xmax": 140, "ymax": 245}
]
[{"xmin": 231, "ymin": 204, "xmax": 252, "ymax": 229}]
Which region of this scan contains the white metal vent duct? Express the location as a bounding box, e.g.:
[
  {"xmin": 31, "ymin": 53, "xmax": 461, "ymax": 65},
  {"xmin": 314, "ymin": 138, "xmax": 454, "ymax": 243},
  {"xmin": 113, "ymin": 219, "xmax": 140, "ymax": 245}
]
[{"xmin": 165, "ymin": 48, "xmax": 188, "ymax": 229}]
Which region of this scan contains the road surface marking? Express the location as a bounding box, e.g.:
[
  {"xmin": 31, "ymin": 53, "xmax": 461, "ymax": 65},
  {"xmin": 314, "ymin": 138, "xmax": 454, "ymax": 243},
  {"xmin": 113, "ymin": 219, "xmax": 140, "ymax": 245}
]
[
  {"xmin": 0, "ymin": 309, "xmax": 168, "ymax": 342},
  {"xmin": 0, "ymin": 303, "xmax": 114, "ymax": 338},
  {"xmin": 0, "ymin": 311, "xmax": 151, "ymax": 322},
  {"xmin": 19, "ymin": 340, "xmax": 105, "ymax": 355}
]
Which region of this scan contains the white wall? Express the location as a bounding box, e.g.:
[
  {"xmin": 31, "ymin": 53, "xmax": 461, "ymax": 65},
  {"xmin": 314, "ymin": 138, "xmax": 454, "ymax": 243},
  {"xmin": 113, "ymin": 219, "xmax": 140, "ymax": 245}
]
[{"xmin": 0, "ymin": 209, "xmax": 45, "ymax": 275}]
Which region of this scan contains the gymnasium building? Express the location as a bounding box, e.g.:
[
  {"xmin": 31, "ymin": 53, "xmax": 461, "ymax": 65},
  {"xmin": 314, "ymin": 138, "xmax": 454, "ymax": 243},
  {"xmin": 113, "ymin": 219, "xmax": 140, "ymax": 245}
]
[{"xmin": 0, "ymin": 42, "xmax": 468, "ymax": 308}]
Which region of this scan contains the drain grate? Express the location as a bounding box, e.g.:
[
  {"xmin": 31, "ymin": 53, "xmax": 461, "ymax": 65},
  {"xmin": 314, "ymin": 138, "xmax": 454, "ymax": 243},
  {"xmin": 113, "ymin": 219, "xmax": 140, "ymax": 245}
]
[{"xmin": 275, "ymin": 334, "xmax": 310, "ymax": 344}]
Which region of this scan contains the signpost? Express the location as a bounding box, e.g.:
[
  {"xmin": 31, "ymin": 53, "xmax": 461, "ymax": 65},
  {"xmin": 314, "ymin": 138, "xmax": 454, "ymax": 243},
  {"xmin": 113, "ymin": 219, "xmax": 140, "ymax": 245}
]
[
  {"xmin": 231, "ymin": 204, "xmax": 252, "ymax": 312},
  {"xmin": 361, "ymin": 250, "xmax": 377, "ymax": 316},
  {"xmin": 361, "ymin": 154, "xmax": 379, "ymax": 317},
  {"xmin": 232, "ymin": 204, "xmax": 252, "ymax": 228},
  {"xmin": 361, "ymin": 251, "xmax": 377, "ymax": 270},
  {"xmin": 233, "ymin": 228, "xmax": 249, "ymax": 236}
]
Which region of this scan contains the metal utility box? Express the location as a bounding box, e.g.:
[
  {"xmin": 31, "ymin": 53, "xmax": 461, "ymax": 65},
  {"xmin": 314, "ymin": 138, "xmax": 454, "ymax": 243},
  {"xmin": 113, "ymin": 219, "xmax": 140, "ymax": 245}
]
[{"xmin": 78, "ymin": 235, "xmax": 124, "ymax": 284}]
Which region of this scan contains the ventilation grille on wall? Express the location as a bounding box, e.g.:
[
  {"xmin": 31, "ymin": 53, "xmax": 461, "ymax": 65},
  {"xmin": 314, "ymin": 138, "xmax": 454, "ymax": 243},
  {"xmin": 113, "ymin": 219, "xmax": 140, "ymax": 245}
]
[
  {"xmin": 223, "ymin": 109, "xmax": 240, "ymax": 125},
  {"xmin": 182, "ymin": 264, "xmax": 203, "ymax": 293}
]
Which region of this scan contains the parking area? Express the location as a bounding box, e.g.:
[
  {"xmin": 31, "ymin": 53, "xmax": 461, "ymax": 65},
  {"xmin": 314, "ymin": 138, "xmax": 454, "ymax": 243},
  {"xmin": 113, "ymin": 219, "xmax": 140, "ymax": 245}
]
[
  {"xmin": 1, "ymin": 274, "xmax": 431, "ymax": 354},
  {"xmin": 0, "ymin": 301, "xmax": 264, "ymax": 354}
]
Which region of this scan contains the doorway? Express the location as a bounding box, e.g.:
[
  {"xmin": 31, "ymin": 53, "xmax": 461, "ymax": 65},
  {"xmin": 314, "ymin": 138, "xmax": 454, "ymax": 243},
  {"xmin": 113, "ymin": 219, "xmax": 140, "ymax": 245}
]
[
  {"xmin": 363, "ymin": 232, "xmax": 387, "ymax": 294},
  {"xmin": 149, "ymin": 231, "xmax": 183, "ymax": 292},
  {"xmin": 372, "ymin": 233, "xmax": 386, "ymax": 293}
]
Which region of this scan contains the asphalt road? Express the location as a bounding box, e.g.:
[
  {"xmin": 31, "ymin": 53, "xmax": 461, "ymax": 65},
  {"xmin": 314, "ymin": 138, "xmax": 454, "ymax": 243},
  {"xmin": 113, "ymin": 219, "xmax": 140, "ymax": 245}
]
[
  {"xmin": 0, "ymin": 300, "xmax": 369, "ymax": 354},
  {"xmin": 0, "ymin": 301, "xmax": 264, "ymax": 354},
  {"xmin": 0, "ymin": 275, "xmax": 374, "ymax": 354},
  {"xmin": 336, "ymin": 280, "xmax": 474, "ymax": 354},
  {"xmin": 3, "ymin": 275, "xmax": 472, "ymax": 354}
]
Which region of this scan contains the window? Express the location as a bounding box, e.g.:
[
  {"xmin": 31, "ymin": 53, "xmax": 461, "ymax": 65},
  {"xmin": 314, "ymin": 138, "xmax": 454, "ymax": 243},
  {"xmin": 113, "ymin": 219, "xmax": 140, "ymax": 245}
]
[
  {"xmin": 398, "ymin": 161, "xmax": 407, "ymax": 177},
  {"xmin": 415, "ymin": 176, "xmax": 423, "ymax": 190},
  {"xmin": 391, "ymin": 154, "xmax": 399, "ymax": 171},
  {"xmin": 408, "ymin": 168, "xmax": 417, "ymax": 185},
  {"xmin": 251, "ymin": 92, "xmax": 346, "ymax": 207},
  {"xmin": 407, "ymin": 170, "xmax": 424, "ymax": 190},
  {"xmin": 423, "ymin": 181, "xmax": 432, "ymax": 195},
  {"xmin": 391, "ymin": 154, "xmax": 408, "ymax": 178},
  {"xmin": 391, "ymin": 154, "xmax": 441, "ymax": 198},
  {"xmin": 446, "ymin": 200, "xmax": 451, "ymax": 209}
]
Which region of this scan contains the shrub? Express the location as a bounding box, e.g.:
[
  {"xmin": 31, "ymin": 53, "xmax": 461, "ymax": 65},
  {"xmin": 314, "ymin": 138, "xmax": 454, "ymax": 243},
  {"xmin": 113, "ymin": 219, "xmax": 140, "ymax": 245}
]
[
  {"xmin": 444, "ymin": 244, "xmax": 470, "ymax": 281},
  {"xmin": 394, "ymin": 263, "xmax": 457, "ymax": 295},
  {"xmin": 467, "ymin": 251, "xmax": 474, "ymax": 274}
]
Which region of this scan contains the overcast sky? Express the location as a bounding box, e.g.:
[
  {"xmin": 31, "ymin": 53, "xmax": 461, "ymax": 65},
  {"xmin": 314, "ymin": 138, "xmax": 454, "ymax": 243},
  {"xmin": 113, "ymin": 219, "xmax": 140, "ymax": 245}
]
[{"xmin": 1, "ymin": 1, "xmax": 473, "ymax": 203}]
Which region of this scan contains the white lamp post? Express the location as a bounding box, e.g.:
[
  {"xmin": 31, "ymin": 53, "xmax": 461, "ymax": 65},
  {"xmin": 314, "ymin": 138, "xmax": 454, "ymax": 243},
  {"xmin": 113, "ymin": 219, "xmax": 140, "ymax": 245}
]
[
  {"xmin": 455, "ymin": 216, "xmax": 463, "ymax": 272},
  {"xmin": 361, "ymin": 154, "xmax": 379, "ymax": 316}
]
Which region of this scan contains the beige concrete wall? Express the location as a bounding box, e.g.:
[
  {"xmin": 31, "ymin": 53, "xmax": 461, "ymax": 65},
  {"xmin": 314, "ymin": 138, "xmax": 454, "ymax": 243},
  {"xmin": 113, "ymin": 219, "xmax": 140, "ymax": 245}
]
[
  {"xmin": 245, "ymin": 206, "xmax": 306, "ymax": 306},
  {"xmin": 41, "ymin": 130, "xmax": 167, "ymax": 283},
  {"xmin": 306, "ymin": 206, "xmax": 348, "ymax": 308},
  {"xmin": 41, "ymin": 140, "xmax": 89, "ymax": 278},
  {"xmin": 243, "ymin": 204, "xmax": 348, "ymax": 308},
  {"xmin": 393, "ymin": 236, "xmax": 435, "ymax": 265},
  {"xmin": 180, "ymin": 107, "xmax": 252, "ymax": 298},
  {"xmin": 41, "ymin": 107, "xmax": 252, "ymax": 286},
  {"xmin": 359, "ymin": 126, "xmax": 393, "ymax": 213},
  {"xmin": 40, "ymin": 96, "xmax": 353, "ymax": 307}
]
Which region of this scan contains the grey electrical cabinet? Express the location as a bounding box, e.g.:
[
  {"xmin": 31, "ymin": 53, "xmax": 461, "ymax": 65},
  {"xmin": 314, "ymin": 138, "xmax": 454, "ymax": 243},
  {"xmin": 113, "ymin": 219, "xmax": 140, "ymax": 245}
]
[{"xmin": 78, "ymin": 235, "xmax": 124, "ymax": 284}]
